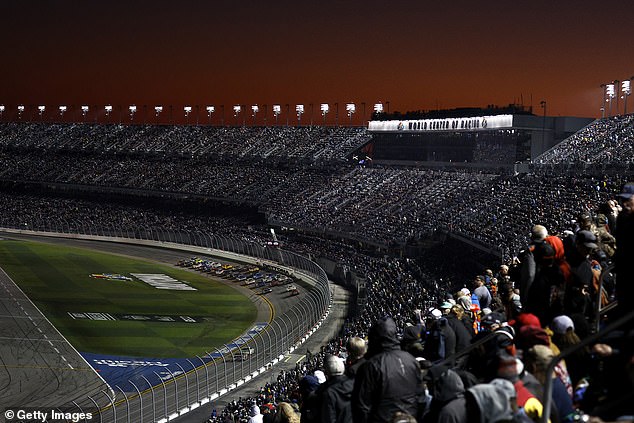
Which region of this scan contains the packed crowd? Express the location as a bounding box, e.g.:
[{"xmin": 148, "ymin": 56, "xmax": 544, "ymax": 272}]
[
  {"xmin": 0, "ymin": 116, "xmax": 633, "ymax": 422},
  {"xmin": 534, "ymin": 114, "xmax": 634, "ymax": 171},
  {"xmin": 0, "ymin": 123, "xmax": 371, "ymax": 162}
]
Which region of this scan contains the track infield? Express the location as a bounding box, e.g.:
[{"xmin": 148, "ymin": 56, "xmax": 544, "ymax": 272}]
[{"xmin": 0, "ymin": 239, "xmax": 257, "ymax": 358}]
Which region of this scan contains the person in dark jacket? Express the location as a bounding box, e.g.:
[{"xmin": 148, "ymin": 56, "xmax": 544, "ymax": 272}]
[
  {"xmin": 422, "ymin": 309, "xmax": 457, "ymax": 363},
  {"xmin": 422, "ymin": 365, "xmax": 468, "ymax": 423},
  {"xmin": 318, "ymin": 354, "xmax": 353, "ymax": 423},
  {"xmin": 445, "ymin": 307, "xmax": 473, "ymax": 367},
  {"xmin": 615, "ymin": 182, "xmax": 634, "ymax": 326},
  {"xmin": 352, "ymin": 316, "xmax": 422, "ymax": 423}
]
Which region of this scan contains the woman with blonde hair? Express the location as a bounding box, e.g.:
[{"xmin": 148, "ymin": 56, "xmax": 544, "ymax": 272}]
[{"xmin": 273, "ymin": 402, "xmax": 300, "ymax": 423}]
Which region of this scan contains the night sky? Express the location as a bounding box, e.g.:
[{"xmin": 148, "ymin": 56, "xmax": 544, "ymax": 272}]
[{"xmin": 1, "ymin": 1, "xmax": 633, "ymax": 124}]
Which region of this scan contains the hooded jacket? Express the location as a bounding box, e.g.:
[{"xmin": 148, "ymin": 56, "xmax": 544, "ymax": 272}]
[
  {"xmin": 422, "ymin": 367, "xmax": 468, "ymax": 423},
  {"xmin": 352, "ymin": 316, "xmax": 422, "ymax": 423}
]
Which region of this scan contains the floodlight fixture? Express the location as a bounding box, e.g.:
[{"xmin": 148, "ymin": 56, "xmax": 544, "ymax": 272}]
[
  {"xmin": 105, "ymin": 105, "xmax": 113, "ymax": 114},
  {"xmin": 605, "ymin": 83, "xmax": 616, "ymax": 117},
  {"xmin": 272, "ymin": 104, "xmax": 281, "ymax": 125},
  {"xmin": 296, "ymin": 104, "xmax": 304, "ymax": 114},
  {"xmin": 0, "ymin": 105, "xmax": 4, "ymax": 118},
  {"xmin": 346, "ymin": 103, "xmax": 356, "ymax": 125},
  {"xmin": 129, "ymin": 105, "xmax": 137, "ymax": 121},
  {"xmin": 373, "ymin": 103, "xmax": 384, "ymax": 113},
  {"xmin": 206, "ymin": 105, "xmax": 215, "ymax": 115},
  {"xmin": 622, "ymin": 79, "xmax": 632, "ymax": 114},
  {"xmin": 81, "ymin": 105, "xmax": 89, "ymax": 115},
  {"xmin": 155, "ymin": 106, "xmax": 163, "ymax": 116},
  {"xmin": 59, "ymin": 105, "xmax": 67, "ymax": 116},
  {"xmin": 184, "ymin": 106, "xmax": 192, "ymax": 115},
  {"xmin": 233, "ymin": 105, "xmax": 241, "ymax": 116},
  {"xmin": 38, "ymin": 105, "xmax": 46, "ymax": 115},
  {"xmin": 320, "ymin": 103, "xmax": 329, "ymax": 115},
  {"xmin": 252, "ymin": 105, "xmax": 259, "ymax": 114}
]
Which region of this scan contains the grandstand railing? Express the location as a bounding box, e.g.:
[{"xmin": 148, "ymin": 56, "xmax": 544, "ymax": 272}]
[{"xmin": 1, "ymin": 224, "xmax": 332, "ymax": 423}]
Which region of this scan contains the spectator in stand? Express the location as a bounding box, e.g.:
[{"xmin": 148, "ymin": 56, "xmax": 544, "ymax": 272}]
[
  {"xmin": 345, "ymin": 336, "xmax": 367, "ymax": 378},
  {"xmin": 615, "ymin": 182, "xmax": 634, "ymax": 325},
  {"xmin": 352, "ymin": 316, "xmax": 421, "ymax": 423},
  {"xmin": 473, "ymin": 275, "xmax": 492, "ymax": 310},
  {"xmin": 248, "ymin": 404, "xmax": 264, "ymax": 423},
  {"xmin": 421, "ymin": 365, "xmax": 468, "ymax": 423},
  {"xmin": 272, "ymin": 402, "xmax": 300, "ymax": 423},
  {"xmin": 317, "ymin": 354, "xmax": 353, "ymax": 423},
  {"xmin": 523, "ymin": 345, "xmax": 577, "ymax": 423},
  {"xmin": 422, "ymin": 308, "xmax": 457, "ymax": 363},
  {"xmin": 549, "ymin": 315, "xmax": 591, "ymax": 387}
]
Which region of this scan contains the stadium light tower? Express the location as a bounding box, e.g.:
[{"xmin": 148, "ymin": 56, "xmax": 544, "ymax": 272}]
[
  {"xmin": 184, "ymin": 106, "xmax": 192, "ymax": 124},
  {"xmin": 320, "ymin": 103, "xmax": 329, "ymax": 125},
  {"xmin": 233, "ymin": 105, "xmax": 241, "ymax": 126},
  {"xmin": 621, "ymin": 79, "xmax": 632, "ymax": 115},
  {"xmin": 206, "ymin": 105, "xmax": 215, "ymax": 125},
  {"xmin": 251, "ymin": 105, "xmax": 259, "ymax": 126},
  {"xmin": 374, "ymin": 103, "xmax": 384, "ymax": 117},
  {"xmin": 129, "ymin": 105, "xmax": 137, "ymax": 121},
  {"xmin": 105, "ymin": 105, "xmax": 113, "ymax": 123},
  {"xmin": 606, "ymin": 83, "xmax": 616, "ymax": 117},
  {"xmin": 59, "ymin": 105, "xmax": 67, "ymax": 121},
  {"xmin": 18, "ymin": 105, "xmax": 25, "ymax": 120},
  {"xmin": 296, "ymin": 104, "xmax": 304, "ymax": 126},
  {"xmin": 81, "ymin": 105, "xmax": 89, "ymax": 122},
  {"xmin": 154, "ymin": 106, "xmax": 163, "ymax": 125},
  {"xmin": 346, "ymin": 103, "xmax": 356, "ymax": 126},
  {"xmin": 38, "ymin": 105, "xmax": 46, "ymax": 121},
  {"xmin": 272, "ymin": 104, "xmax": 281, "ymax": 125},
  {"xmin": 0, "ymin": 105, "xmax": 4, "ymax": 120}
]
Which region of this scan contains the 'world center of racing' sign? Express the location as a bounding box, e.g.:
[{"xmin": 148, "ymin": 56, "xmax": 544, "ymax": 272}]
[{"xmin": 131, "ymin": 273, "xmax": 197, "ymax": 291}]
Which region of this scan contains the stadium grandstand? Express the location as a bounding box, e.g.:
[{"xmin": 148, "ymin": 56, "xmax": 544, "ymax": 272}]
[{"xmin": 0, "ymin": 108, "xmax": 633, "ymax": 422}]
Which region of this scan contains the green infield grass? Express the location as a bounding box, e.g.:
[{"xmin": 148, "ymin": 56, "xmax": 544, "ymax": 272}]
[{"xmin": 0, "ymin": 239, "xmax": 257, "ymax": 358}]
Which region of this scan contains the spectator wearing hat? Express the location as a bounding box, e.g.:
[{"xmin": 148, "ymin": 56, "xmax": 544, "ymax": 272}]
[
  {"xmin": 523, "ymin": 226, "xmax": 567, "ymax": 326},
  {"xmin": 422, "ymin": 309, "xmax": 457, "ymax": 363},
  {"xmin": 615, "ymin": 182, "xmax": 634, "ymax": 324},
  {"xmin": 467, "ymin": 312, "xmax": 516, "ymax": 381},
  {"xmin": 352, "ymin": 316, "xmax": 421, "ymax": 423},
  {"xmin": 550, "ymin": 315, "xmax": 591, "ymax": 386},
  {"xmin": 594, "ymin": 214, "xmax": 616, "ymax": 258},
  {"xmin": 524, "ymin": 345, "xmax": 576, "ymax": 423},
  {"xmin": 317, "ymin": 354, "xmax": 353, "ymax": 423}
]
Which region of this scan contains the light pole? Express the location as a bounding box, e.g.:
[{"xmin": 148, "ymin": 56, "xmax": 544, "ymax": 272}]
[
  {"xmin": 251, "ymin": 105, "xmax": 259, "ymax": 126},
  {"xmin": 59, "ymin": 105, "xmax": 67, "ymax": 122},
  {"xmin": 346, "ymin": 103, "xmax": 356, "ymax": 126},
  {"xmin": 233, "ymin": 105, "xmax": 241, "ymax": 126},
  {"xmin": 320, "ymin": 103, "xmax": 329, "ymax": 125},
  {"xmin": 206, "ymin": 105, "xmax": 215, "ymax": 125},
  {"xmin": 296, "ymin": 104, "xmax": 304, "ymax": 126},
  {"xmin": 38, "ymin": 105, "xmax": 45, "ymax": 121},
  {"xmin": 155, "ymin": 106, "xmax": 163, "ymax": 125},
  {"xmin": 272, "ymin": 104, "xmax": 281, "ymax": 125},
  {"xmin": 606, "ymin": 83, "xmax": 616, "ymax": 117},
  {"xmin": 17, "ymin": 105, "xmax": 25, "ymax": 120},
  {"xmin": 621, "ymin": 79, "xmax": 632, "ymax": 115},
  {"xmin": 373, "ymin": 102, "xmax": 384, "ymax": 119},
  {"xmin": 81, "ymin": 105, "xmax": 89, "ymax": 122},
  {"xmin": 105, "ymin": 105, "xmax": 113, "ymax": 123},
  {"xmin": 334, "ymin": 102, "xmax": 339, "ymax": 126},
  {"xmin": 184, "ymin": 106, "xmax": 192, "ymax": 125},
  {"xmin": 129, "ymin": 105, "xmax": 137, "ymax": 122},
  {"xmin": 0, "ymin": 105, "xmax": 4, "ymax": 121}
]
